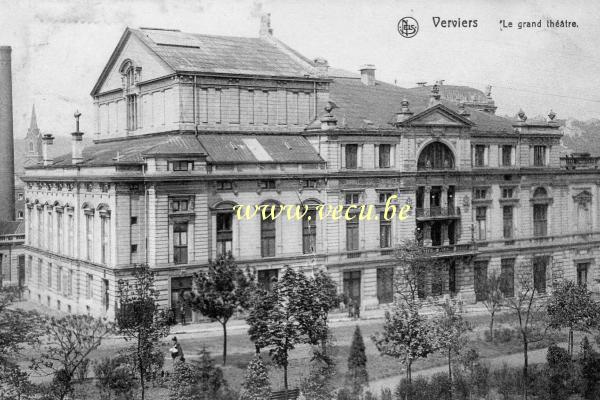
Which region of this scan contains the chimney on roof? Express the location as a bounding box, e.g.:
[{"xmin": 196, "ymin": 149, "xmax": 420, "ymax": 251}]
[
  {"xmin": 396, "ymin": 98, "xmax": 414, "ymax": 123},
  {"xmin": 0, "ymin": 45, "xmax": 15, "ymax": 222},
  {"xmin": 359, "ymin": 64, "xmax": 376, "ymax": 86},
  {"xmin": 416, "ymin": 82, "xmax": 427, "ymax": 87},
  {"xmin": 259, "ymin": 13, "xmax": 273, "ymax": 37},
  {"xmin": 42, "ymin": 133, "xmax": 54, "ymax": 166},
  {"xmin": 320, "ymin": 102, "xmax": 338, "ymax": 130},
  {"xmin": 313, "ymin": 58, "xmax": 329, "ymax": 77},
  {"xmin": 71, "ymin": 110, "xmax": 84, "ymax": 165}
]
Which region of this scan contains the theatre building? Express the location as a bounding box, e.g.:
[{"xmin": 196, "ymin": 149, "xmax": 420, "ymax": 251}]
[{"xmin": 22, "ymin": 17, "xmax": 600, "ymax": 319}]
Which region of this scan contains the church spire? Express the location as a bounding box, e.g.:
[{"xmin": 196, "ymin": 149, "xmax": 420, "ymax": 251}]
[{"xmin": 29, "ymin": 104, "xmax": 38, "ymax": 132}]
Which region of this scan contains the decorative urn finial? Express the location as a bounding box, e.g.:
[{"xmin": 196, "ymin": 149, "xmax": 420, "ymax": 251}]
[
  {"xmin": 548, "ymin": 109, "xmax": 556, "ymax": 121},
  {"xmin": 517, "ymin": 109, "xmax": 527, "ymax": 122}
]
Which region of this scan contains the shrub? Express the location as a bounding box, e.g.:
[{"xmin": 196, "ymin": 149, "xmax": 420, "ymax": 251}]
[
  {"xmin": 239, "ymin": 356, "xmax": 271, "ymax": 400},
  {"xmin": 346, "ymin": 326, "xmax": 368, "ymax": 396},
  {"xmin": 578, "ymin": 336, "xmax": 600, "ymax": 399},
  {"xmin": 490, "ymin": 363, "xmax": 522, "ymax": 400},
  {"xmin": 336, "ymin": 388, "xmax": 354, "ymax": 400},
  {"xmin": 429, "ymin": 373, "xmax": 451, "ymax": 400},
  {"xmin": 483, "ymin": 326, "xmax": 514, "ymax": 343},
  {"xmin": 94, "ymin": 356, "xmax": 137, "ymax": 400},
  {"xmin": 380, "ymin": 387, "xmax": 392, "ymax": 400}
]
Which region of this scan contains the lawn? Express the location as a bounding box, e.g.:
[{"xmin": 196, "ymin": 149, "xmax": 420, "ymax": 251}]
[{"xmin": 16, "ymin": 308, "xmax": 569, "ymax": 398}]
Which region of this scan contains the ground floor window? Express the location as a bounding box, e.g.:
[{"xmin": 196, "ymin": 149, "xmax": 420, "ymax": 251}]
[
  {"xmin": 474, "ymin": 261, "xmax": 488, "ymax": 301},
  {"xmin": 343, "ymin": 271, "xmax": 362, "ymax": 308},
  {"xmin": 376, "ymin": 267, "xmax": 394, "ymax": 304},
  {"xmin": 257, "ymin": 269, "xmax": 279, "ymax": 292},
  {"xmin": 500, "ymin": 258, "xmax": 515, "ymax": 297},
  {"xmin": 533, "ymin": 257, "xmax": 547, "ymax": 294},
  {"xmin": 171, "ymin": 276, "xmax": 193, "ymax": 324},
  {"xmin": 577, "ymin": 262, "xmax": 589, "ymax": 287},
  {"xmin": 448, "ymin": 260, "xmax": 457, "ymax": 295}
]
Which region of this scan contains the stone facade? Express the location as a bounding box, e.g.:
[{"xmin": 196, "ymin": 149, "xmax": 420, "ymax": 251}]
[{"xmin": 21, "ymin": 22, "xmax": 600, "ymax": 321}]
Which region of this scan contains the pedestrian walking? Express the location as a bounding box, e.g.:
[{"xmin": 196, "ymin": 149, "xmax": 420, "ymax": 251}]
[{"xmin": 169, "ymin": 336, "xmax": 185, "ymax": 367}]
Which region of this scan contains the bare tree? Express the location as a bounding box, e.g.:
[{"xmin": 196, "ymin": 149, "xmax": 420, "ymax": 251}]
[
  {"xmin": 503, "ymin": 265, "xmax": 547, "ymax": 399},
  {"xmin": 481, "ymin": 272, "xmax": 505, "ymax": 342}
]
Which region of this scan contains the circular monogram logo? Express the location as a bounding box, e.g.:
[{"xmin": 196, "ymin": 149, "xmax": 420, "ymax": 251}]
[{"xmin": 398, "ymin": 17, "xmax": 419, "ymax": 38}]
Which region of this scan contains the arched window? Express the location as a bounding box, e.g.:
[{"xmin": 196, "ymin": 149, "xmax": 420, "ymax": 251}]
[{"xmin": 417, "ymin": 142, "xmax": 455, "ymax": 170}]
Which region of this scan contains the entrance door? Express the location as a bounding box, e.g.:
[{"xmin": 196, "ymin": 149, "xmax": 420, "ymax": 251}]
[
  {"xmin": 343, "ymin": 271, "xmax": 361, "ymax": 308},
  {"xmin": 474, "ymin": 261, "xmax": 488, "ymax": 302},
  {"xmin": 171, "ymin": 277, "xmax": 193, "ymax": 324}
]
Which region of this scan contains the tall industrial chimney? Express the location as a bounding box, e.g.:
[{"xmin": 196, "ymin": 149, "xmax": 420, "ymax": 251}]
[{"xmin": 0, "ymin": 46, "xmax": 15, "ymax": 222}]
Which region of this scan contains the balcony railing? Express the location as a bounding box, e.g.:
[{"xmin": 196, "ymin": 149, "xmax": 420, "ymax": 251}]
[
  {"xmin": 0, "ymin": 234, "xmax": 25, "ymax": 244},
  {"xmin": 422, "ymin": 243, "xmax": 476, "ymax": 255},
  {"xmin": 560, "ymin": 155, "xmax": 600, "ymax": 170},
  {"xmin": 416, "ymin": 206, "xmax": 458, "ymax": 219}
]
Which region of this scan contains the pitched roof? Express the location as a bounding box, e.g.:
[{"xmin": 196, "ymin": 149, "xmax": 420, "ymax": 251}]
[
  {"xmin": 34, "ymin": 133, "xmax": 322, "ymax": 168},
  {"xmin": 132, "ymin": 28, "xmax": 317, "ymax": 77},
  {"xmin": 197, "ymin": 134, "xmax": 324, "ymax": 164},
  {"xmin": 316, "ymin": 77, "xmax": 514, "ymax": 133},
  {"xmin": 0, "ymin": 220, "xmax": 23, "ymax": 236},
  {"xmin": 47, "ymin": 134, "xmax": 206, "ymax": 167}
]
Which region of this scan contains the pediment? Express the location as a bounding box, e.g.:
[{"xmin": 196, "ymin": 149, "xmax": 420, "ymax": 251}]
[
  {"xmin": 399, "ymin": 104, "xmax": 474, "ymax": 127},
  {"xmin": 91, "ymin": 29, "xmax": 174, "ymax": 96}
]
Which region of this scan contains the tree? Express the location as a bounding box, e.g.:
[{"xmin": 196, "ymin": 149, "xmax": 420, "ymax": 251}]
[
  {"xmin": 168, "ymin": 347, "xmax": 233, "ymax": 400},
  {"xmin": 392, "ymin": 239, "xmax": 442, "ymax": 303},
  {"xmin": 503, "ymin": 267, "xmax": 547, "ymax": 399},
  {"xmin": 32, "ymin": 315, "xmax": 114, "ymax": 400},
  {"xmin": 301, "ymin": 341, "xmax": 337, "ymax": 400},
  {"xmin": 239, "ymin": 356, "xmax": 271, "ymax": 400},
  {"xmin": 246, "ymin": 266, "xmax": 337, "ymax": 394},
  {"xmin": 578, "ymin": 336, "xmax": 600, "ymax": 399},
  {"xmin": 434, "ymin": 298, "xmax": 470, "ymax": 383},
  {"xmin": 547, "ymin": 280, "xmax": 598, "ymax": 357},
  {"xmin": 481, "ymin": 272, "xmax": 505, "ymax": 342},
  {"xmin": 94, "ymin": 356, "xmax": 138, "ymax": 400},
  {"xmin": 372, "ymin": 299, "xmax": 436, "ymax": 384},
  {"xmin": 345, "ymin": 326, "xmax": 368, "ymax": 396},
  {"xmin": 0, "ymin": 286, "xmax": 42, "ymax": 399},
  {"xmin": 116, "ymin": 264, "xmax": 170, "ymax": 400},
  {"xmin": 189, "ymin": 254, "xmax": 255, "ymax": 365}
]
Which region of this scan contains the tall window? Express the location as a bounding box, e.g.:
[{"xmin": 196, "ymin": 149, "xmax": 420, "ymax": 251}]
[
  {"xmin": 37, "ymin": 259, "xmax": 42, "ymax": 288},
  {"xmin": 533, "ymin": 145, "xmax": 547, "ymax": 166},
  {"xmin": 47, "ymin": 210, "xmax": 53, "ymax": 251},
  {"xmin": 346, "ymin": 211, "xmax": 359, "ymax": 251},
  {"xmin": 102, "ymin": 279, "xmax": 109, "ymax": 311},
  {"xmin": 37, "ymin": 208, "xmax": 43, "ymax": 247},
  {"xmin": 67, "ymin": 269, "xmax": 73, "ymax": 297},
  {"xmin": 474, "ymin": 261, "xmax": 488, "ymax": 301},
  {"xmin": 577, "ymin": 263, "xmax": 589, "ymax": 287},
  {"xmin": 173, "ymin": 222, "xmax": 188, "ymax": 264},
  {"xmin": 127, "ymin": 94, "xmax": 138, "ymax": 131},
  {"xmin": 533, "ymin": 257, "xmax": 547, "ymax": 293},
  {"xmin": 379, "ymin": 144, "xmax": 391, "ymax": 168},
  {"xmin": 216, "ymin": 213, "xmax": 233, "ymax": 256},
  {"xmin": 380, "ymin": 212, "xmax": 391, "ymax": 248},
  {"xmin": 345, "ymin": 144, "xmax": 358, "ymax": 169},
  {"xmin": 261, "ymin": 216, "xmax": 276, "ymax": 257},
  {"xmin": 377, "ymin": 267, "xmax": 394, "ymax": 304},
  {"xmin": 500, "ymin": 258, "xmax": 515, "ymax": 297},
  {"xmin": 101, "ymin": 216, "xmax": 110, "ymax": 264},
  {"xmin": 503, "ymin": 206, "xmax": 513, "ymax": 239},
  {"xmin": 57, "ymin": 212, "xmax": 63, "ymax": 254},
  {"xmin": 533, "ymin": 204, "xmax": 547, "ymax": 237},
  {"xmin": 86, "ymin": 274, "xmax": 93, "ymax": 299},
  {"xmin": 85, "ymin": 214, "xmax": 93, "ymax": 260},
  {"xmin": 56, "ymin": 266, "xmax": 62, "ymax": 292},
  {"xmin": 502, "ymin": 145, "xmax": 513, "ymax": 166},
  {"xmin": 302, "ymin": 209, "xmax": 317, "ymax": 254},
  {"xmin": 473, "ymin": 145, "xmax": 487, "ymax": 167},
  {"xmin": 68, "ymin": 214, "xmax": 74, "ymax": 256},
  {"xmin": 476, "ymin": 207, "xmax": 487, "ymax": 240},
  {"xmin": 47, "ymin": 263, "xmax": 52, "ymax": 289}
]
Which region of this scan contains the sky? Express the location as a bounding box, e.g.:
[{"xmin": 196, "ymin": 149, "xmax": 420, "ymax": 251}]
[{"xmin": 1, "ymin": 0, "xmax": 599, "ymax": 138}]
